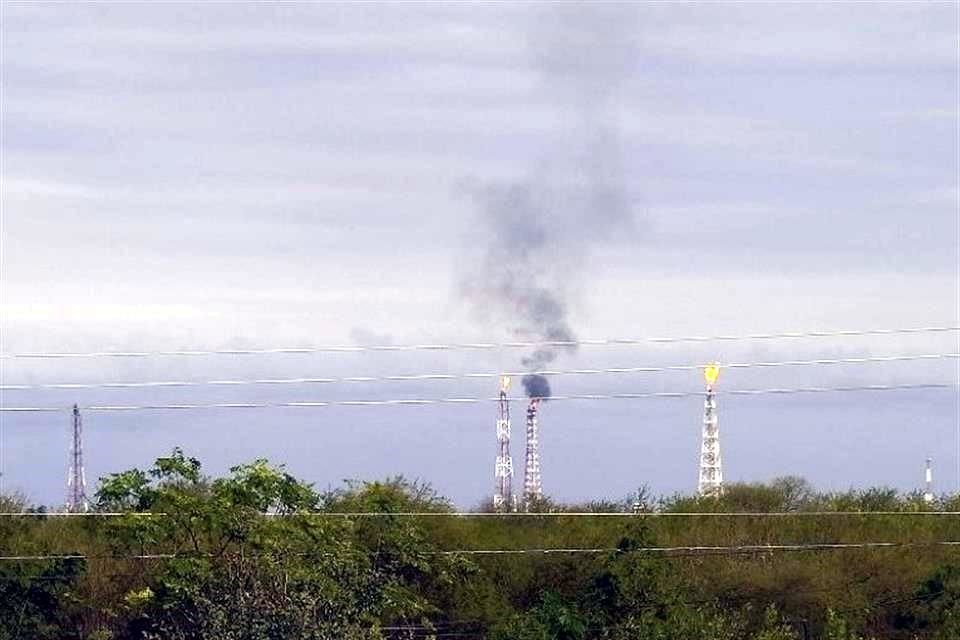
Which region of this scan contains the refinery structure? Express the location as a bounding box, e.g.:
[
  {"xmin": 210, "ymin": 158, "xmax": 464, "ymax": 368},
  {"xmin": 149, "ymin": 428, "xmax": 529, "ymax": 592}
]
[
  {"xmin": 924, "ymin": 457, "xmax": 934, "ymax": 504},
  {"xmin": 493, "ymin": 376, "xmax": 516, "ymax": 511},
  {"xmin": 698, "ymin": 364, "xmax": 723, "ymax": 497},
  {"xmin": 55, "ymin": 359, "xmax": 946, "ymax": 511},
  {"xmin": 62, "ymin": 361, "xmax": 735, "ymax": 512},
  {"xmin": 522, "ymin": 396, "xmax": 543, "ymax": 506},
  {"xmin": 493, "ymin": 363, "xmax": 726, "ymax": 511},
  {"xmin": 492, "ymin": 373, "xmax": 546, "ymax": 512}
]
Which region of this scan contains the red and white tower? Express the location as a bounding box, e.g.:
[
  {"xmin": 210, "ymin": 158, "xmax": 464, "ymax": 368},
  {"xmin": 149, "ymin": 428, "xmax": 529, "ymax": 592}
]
[
  {"xmin": 923, "ymin": 457, "xmax": 934, "ymax": 504},
  {"xmin": 698, "ymin": 364, "xmax": 723, "ymax": 497},
  {"xmin": 493, "ymin": 376, "xmax": 515, "ymax": 512},
  {"xmin": 523, "ymin": 398, "xmax": 543, "ymax": 507}
]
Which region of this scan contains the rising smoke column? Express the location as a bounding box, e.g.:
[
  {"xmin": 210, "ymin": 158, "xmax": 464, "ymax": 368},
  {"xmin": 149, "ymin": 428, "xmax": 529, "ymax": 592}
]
[
  {"xmin": 461, "ymin": 6, "xmax": 640, "ymax": 398},
  {"xmin": 465, "ymin": 182, "xmax": 579, "ymax": 399}
]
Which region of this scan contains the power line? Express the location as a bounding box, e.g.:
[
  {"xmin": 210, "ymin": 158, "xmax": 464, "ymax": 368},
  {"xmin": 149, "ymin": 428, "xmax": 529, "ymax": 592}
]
[
  {"xmin": 1, "ymin": 326, "xmax": 956, "ymax": 360},
  {"xmin": 2, "ymin": 353, "xmax": 955, "ymax": 392},
  {"xmin": 2, "ymin": 510, "xmax": 959, "ymax": 518},
  {"xmin": 0, "ymin": 512, "xmax": 168, "ymax": 517},
  {"xmin": 1, "ymin": 540, "xmax": 958, "ymax": 562},
  {"xmin": 0, "ymin": 554, "xmax": 176, "ymax": 561},
  {"xmin": 0, "ymin": 382, "xmax": 953, "ymax": 413}
]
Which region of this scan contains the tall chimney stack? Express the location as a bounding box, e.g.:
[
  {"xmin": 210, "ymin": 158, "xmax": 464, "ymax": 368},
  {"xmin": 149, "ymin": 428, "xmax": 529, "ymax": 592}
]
[
  {"xmin": 923, "ymin": 457, "xmax": 934, "ymax": 504},
  {"xmin": 698, "ymin": 364, "xmax": 723, "ymax": 497},
  {"xmin": 494, "ymin": 376, "xmax": 515, "ymax": 512},
  {"xmin": 523, "ymin": 399, "xmax": 543, "ymax": 508}
]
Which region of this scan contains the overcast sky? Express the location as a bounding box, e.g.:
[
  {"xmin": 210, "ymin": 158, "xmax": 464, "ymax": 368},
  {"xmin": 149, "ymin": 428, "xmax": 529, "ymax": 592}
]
[{"xmin": 1, "ymin": 3, "xmax": 958, "ymax": 507}]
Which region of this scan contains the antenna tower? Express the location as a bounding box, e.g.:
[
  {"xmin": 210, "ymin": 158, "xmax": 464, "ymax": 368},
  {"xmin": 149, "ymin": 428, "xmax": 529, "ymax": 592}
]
[
  {"xmin": 698, "ymin": 364, "xmax": 723, "ymax": 497},
  {"xmin": 523, "ymin": 398, "xmax": 543, "ymax": 508},
  {"xmin": 66, "ymin": 404, "xmax": 89, "ymax": 513},
  {"xmin": 494, "ymin": 376, "xmax": 515, "ymax": 512}
]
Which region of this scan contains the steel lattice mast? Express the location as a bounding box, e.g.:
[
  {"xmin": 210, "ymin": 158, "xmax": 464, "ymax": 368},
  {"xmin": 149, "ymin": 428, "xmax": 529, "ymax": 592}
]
[
  {"xmin": 523, "ymin": 398, "xmax": 543, "ymax": 507},
  {"xmin": 66, "ymin": 404, "xmax": 88, "ymax": 513},
  {"xmin": 493, "ymin": 376, "xmax": 515, "ymax": 512},
  {"xmin": 698, "ymin": 364, "xmax": 723, "ymax": 497}
]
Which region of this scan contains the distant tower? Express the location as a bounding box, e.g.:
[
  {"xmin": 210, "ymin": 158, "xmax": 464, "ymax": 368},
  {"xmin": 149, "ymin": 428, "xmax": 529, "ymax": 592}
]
[
  {"xmin": 698, "ymin": 364, "xmax": 723, "ymax": 497},
  {"xmin": 493, "ymin": 376, "xmax": 515, "ymax": 512},
  {"xmin": 523, "ymin": 398, "xmax": 543, "ymax": 507},
  {"xmin": 923, "ymin": 457, "xmax": 934, "ymax": 504},
  {"xmin": 66, "ymin": 404, "xmax": 88, "ymax": 513}
]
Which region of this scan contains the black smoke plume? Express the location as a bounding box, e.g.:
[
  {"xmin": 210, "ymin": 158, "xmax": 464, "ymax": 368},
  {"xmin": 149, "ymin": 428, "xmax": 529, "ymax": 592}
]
[
  {"xmin": 459, "ymin": 6, "xmax": 640, "ymax": 400},
  {"xmin": 522, "ymin": 373, "xmax": 552, "ymax": 400}
]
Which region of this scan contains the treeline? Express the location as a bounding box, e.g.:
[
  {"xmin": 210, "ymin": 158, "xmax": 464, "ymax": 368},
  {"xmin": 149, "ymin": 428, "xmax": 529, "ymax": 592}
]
[{"xmin": 2, "ymin": 449, "xmax": 959, "ymax": 639}]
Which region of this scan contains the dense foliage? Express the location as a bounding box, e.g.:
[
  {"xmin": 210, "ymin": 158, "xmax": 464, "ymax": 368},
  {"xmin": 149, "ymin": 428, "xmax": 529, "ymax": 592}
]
[{"xmin": 2, "ymin": 450, "xmax": 959, "ymax": 639}]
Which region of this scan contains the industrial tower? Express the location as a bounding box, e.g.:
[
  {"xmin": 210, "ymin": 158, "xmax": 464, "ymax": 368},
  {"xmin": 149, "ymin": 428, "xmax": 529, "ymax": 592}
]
[
  {"xmin": 523, "ymin": 398, "xmax": 543, "ymax": 507},
  {"xmin": 698, "ymin": 364, "xmax": 723, "ymax": 497},
  {"xmin": 923, "ymin": 457, "xmax": 934, "ymax": 504},
  {"xmin": 66, "ymin": 404, "xmax": 89, "ymax": 513},
  {"xmin": 493, "ymin": 376, "xmax": 515, "ymax": 512}
]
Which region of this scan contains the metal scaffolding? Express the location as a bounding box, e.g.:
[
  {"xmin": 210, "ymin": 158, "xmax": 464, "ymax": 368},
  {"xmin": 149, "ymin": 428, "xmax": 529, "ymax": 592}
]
[
  {"xmin": 698, "ymin": 365, "xmax": 723, "ymax": 497},
  {"xmin": 523, "ymin": 399, "xmax": 543, "ymax": 507},
  {"xmin": 494, "ymin": 376, "xmax": 515, "ymax": 512},
  {"xmin": 66, "ymin": 404, "xmax": 89, "ymax": 513}
]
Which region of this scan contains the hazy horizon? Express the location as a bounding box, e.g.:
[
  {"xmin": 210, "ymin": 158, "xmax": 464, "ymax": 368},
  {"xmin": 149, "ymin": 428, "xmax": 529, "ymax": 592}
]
[{"xmin": 2, "ymin": 3, "xmax": 957, "ymax": 508}]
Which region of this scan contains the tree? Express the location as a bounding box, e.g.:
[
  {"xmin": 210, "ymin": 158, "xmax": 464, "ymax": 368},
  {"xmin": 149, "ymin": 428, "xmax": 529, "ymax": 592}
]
[
  {"xmin": 823, "ymin": 609, "xmax": 863, "ymax": 640},
  {"xmin": 491, "ymin": 592, "xmax": 587, "ymax": 640},
  {"xmin": 94, "ymin": 451, "xmax": 473, "ymax": 639},
  {"xmin": 751, "ymin": 605, "xmax": 800, "ymax": 640},
  {"xmin": 893, "ymin": 564, "xmax": 960, "ymax": 639},
  {"xmin": 0, "ymin": 557, "xmax": 86, "ymax": 640}
]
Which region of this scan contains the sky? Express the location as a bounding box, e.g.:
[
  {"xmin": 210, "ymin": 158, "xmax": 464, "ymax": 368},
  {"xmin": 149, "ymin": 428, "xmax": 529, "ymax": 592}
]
[{"xmin": 1, "ymin": 2, "xmax": 958, "ymax": 508}]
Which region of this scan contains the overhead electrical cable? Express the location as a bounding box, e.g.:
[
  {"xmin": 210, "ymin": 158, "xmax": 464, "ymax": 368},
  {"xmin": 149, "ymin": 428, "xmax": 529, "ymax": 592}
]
[
  {"xmin": 1, "ymin": 326, "xmax": 956, "ymax": 360},
  {"xmin": 1, "ymin": 540, "xmax": 959, "ymax": 562},
  {"xmin": 2, "ymin": 353, "xmax": 955, "ymax": 392},
  {"xmin": 0, "ymin": 382, "xmax": 953, "ymax": 413}
]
